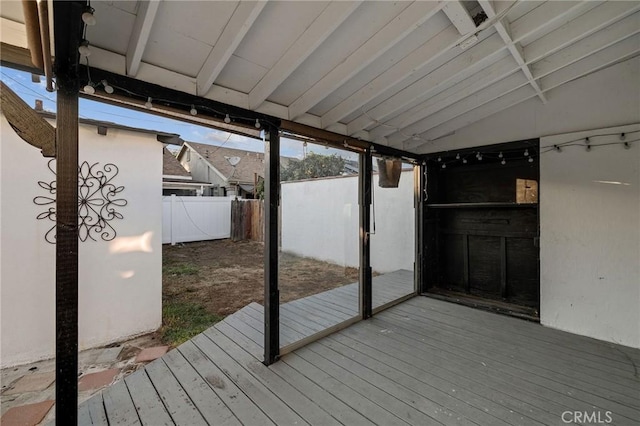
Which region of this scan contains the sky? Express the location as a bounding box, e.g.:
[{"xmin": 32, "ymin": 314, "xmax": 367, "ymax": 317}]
[{"xmin": 0, "ymin": 66, "xmax": 357, "ymax": 160}]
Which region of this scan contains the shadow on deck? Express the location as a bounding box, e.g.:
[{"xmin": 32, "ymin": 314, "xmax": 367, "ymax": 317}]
[{"xmin": 77, "ymin": 270, "xmax": 640, "ymax": 425}]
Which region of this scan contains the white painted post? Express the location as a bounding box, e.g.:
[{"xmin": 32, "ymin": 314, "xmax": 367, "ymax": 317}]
[{"xmin": 170, "ymin": 194, "xmax": 177, "ymax": 246}]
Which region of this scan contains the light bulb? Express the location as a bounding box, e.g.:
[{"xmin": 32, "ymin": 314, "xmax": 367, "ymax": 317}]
[
  {"xmin": 78, "ymin": 40, "xmax": 91, "ymax": 57},
  {"xmin": 102, "ymin": 80, "xmax": 114, "ymax": 94},
  {"xmin": 524, "ymin": 149, "xmax": 529, "ymax": 156},
  {"xmin": 455, "ymin": 153, "xmax": 460, "ymax": 160},
  {"xmin": 441, "ymin": 163, "xmax": 446, "ymax": 169},
  {"xmin": 528, "ymin": 157, "xmax": 534, "ymax": 163},
  {"xmin": 620, "ymin": 133, "xmax": 626, "ymax": 140},
  {"xmin": 437, "ymin": 156, "xmax": 442, "ymax": 162},
  {"xmin": 478, "ymin": 154, "xmax": 482, "ymax": 161},
  {"xmin": 190, "ymin": 105, "xmax": 198, "ymax": 116},
  {"xmin": 82, "ymin": 9, "xmax": 96, "ymax": 26},
  {"xmin": 224, "ymin": 114, "xmax": 231, "ymax": 124},
  {"xmin": 501, "ymin": 159, "xmax": 506, "ymax": 165},
  {"xmin": 498, "ymin": 152, "xmax": 503, "ymax": 158},
  {"xmin": 144, "ymin": 97, "xmax": 153, "ymax": 109},
  {"xmin": 255, "ymin": 118, "xmax": 261, "ymax": 129},
  {"xmin": 462, "ymin": 158, "xmax": 467, "ymax": 164},
  {"xmin": 83, "ymin": 84, "xmax": 95, "ymax": 94},
  {"xmin": 624, "ymin": 142, "xmax": 631, "ymax": 150}
]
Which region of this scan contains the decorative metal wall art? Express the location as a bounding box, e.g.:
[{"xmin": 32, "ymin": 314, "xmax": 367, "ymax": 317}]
[{"xmin": 34, "ymin": 159, "xmax": 127, "ymax": 243}]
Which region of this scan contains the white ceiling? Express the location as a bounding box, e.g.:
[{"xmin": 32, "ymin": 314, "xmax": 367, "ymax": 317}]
[{"xmin": 1, "ymin": 0, "xmax": 639, "ymax": 154}]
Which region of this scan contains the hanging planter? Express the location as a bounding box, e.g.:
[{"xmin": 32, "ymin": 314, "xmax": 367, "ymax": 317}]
[{"xmin": 377, "ymin": 158, "xmax": 402, "ymax": 188}]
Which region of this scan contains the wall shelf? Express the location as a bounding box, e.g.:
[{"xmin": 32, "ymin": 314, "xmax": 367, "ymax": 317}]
[{"xmin": 426, "ymin": 202, "xmax": 538, "ymax": 209}]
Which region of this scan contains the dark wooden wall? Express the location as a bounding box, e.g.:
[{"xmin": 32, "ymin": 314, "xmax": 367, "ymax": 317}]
[{"xmin": 424, "ymin": 140, "xmax": 540, "ymax": 310}]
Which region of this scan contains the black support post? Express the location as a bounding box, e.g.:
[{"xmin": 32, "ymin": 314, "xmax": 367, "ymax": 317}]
[
  {"xmin": 263, "ymin": 124, "xmax": 280, "ymax": 365},
  {"xmin": 359, "ymin": 150, "xmax": 373, "ymax": 319},
  {"xmin": 53, "ymin": 2, "xmax": 84, "ymax": 423},
  {"xmin": 414, "ymin": 163, "xmax": 427, "ymax": 294}
]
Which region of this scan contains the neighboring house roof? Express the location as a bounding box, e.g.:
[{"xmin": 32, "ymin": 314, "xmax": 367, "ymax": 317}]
[
  {"xmin": 37, "ymin": 110, "xmax": 184, "ymax": 145},
  {"xmin": 180, "ymin": 141, "xmax": 297, "ymax": 185},
  {"xmin": 163, "ymin": 148, "xmax": 191, "ymax": 179}
]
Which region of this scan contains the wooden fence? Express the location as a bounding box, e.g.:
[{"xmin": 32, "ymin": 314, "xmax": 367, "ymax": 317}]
[{"xmin": 231, "ymin": 199, "xmax": 264, "ymax": 242}]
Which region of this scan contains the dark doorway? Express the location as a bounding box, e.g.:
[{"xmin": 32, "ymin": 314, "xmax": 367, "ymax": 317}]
[{"xmin": 423, "ymin": 140, "xmax": 540, "ymax": 320}]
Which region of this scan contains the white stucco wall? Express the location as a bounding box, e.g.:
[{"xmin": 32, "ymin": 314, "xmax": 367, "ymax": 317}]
[
  {"xmin": 281, "ymin": 170, "xmax": 414, "ymax": 273},
  {"xmin": 0, "ymin": 116, "xmax": 163, "ymax": 367},
  {"xmin": 540, "ymin": 124, "xmax": 640, "ymax": 349},
  {"xmin": 414, "ymin": 58, "xmax": 640, "ymax": 348}
]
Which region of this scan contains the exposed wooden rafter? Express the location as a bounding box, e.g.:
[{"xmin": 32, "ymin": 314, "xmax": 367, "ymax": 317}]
[
  {"xmin": 126, "ymin": 0, "xmax": 160, "ymax": 76},
  {"xmin": 288, "ymin": 1, "xmax": 442, "ymax": 120},
  {"xmin": 248, "ymin": 1, "xmax": 361, "ymax": 110},
  {"xmin": 196, "ymin": 1, "xmax": 267, "ymax": 96},
  {"xmin": 478, "ymin": 0, "xmax": 546, "ymax": 103}
]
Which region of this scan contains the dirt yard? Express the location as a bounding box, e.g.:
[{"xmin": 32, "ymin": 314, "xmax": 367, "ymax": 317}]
[{"xmin": 163, "ymin": 239, "xmax": 359, "ymax": 317}]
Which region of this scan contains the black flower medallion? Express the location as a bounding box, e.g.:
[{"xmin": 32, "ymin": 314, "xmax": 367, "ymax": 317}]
[{"xmin": 34, "ymin": 159, "xmax": 127, "ymax": 243}]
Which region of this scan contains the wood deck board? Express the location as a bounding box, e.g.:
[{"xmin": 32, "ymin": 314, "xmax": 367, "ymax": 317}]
[
  {"xmin": 387, "ymin": 305, "xmax": 640, "ymax": 404},
  {"xmin": 124, "ymin": 370, "xmax": 174, "ymax": 426},
  {"xmin": 376, "ymin": 311, "xmax": 640, "ymax": 422},
  {"xmin": 162, "ymin": 347, "xmax": 240, "ymax": 426},
  {"xmin": 144, "ymin": 358, "xmax": 208, "ymax": 425},
  {"xmin": 85, "ymin": 393, "xmax": 109, "ymax": 426},
  {"xmin": 330, "ymin": 327, "xmax": 563, "ymax": 425},
  {"xmin": 102, "ymin": 379, "xmax": 141, "ymax": 425},
  {"xmin": 77, "ymin": 270, "xmax": 640, "ymax": 426},
  {"xmin": 393, "ymin": 301, "xmax": 640, "ymax": 390}
]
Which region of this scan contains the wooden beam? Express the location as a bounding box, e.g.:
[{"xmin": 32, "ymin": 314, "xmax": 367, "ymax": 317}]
[
  {"xmin": 539, "ymin": 34, "xmax": 640, "ymax": 92},
  {"xmin": 346, "ymin": 32, "xmax": 505, "ymax": 136},
  {"xmin": 0, "ymin": 42, "xmax": 41, "ymax": 73},
  {"xmin": 126, "ymin": 0, "xmax": 160, "ymax": 76},
  {"xmin": 478, "ymin": 0, "xmax": 546, "ymax": 103},
  {"xmin": 248, "ymin": 1, "xmax": 361, "ymax": 110},
  {"xmin": 523, "ymin": 1, "xmax": 640, "ymax": 63},
  {"xmin": 320, "ymin": 20, "xmax": 456, "ymax": 129},
  {"xmin": 52, "ymin": 1, "xmax": 84, "ymax": 423},
  {"xmin": 196, "ymin": 1, "xmax": 267, "ymax": 96},
  {"xmin": 530, "ymin": 11, "xmax": 640, "ymax": 79},
  {"xmin": 288, "ymin": 1, "xmax": 442, "ymax": 120},
  {"xmin": 413, "ymin": 85, "xmax": 536, "ymax": 150},
  {"xmin": 369, "ymin": 56, "xmax": 517, "ymax": 142},
  {"xmin": 442, "ymin": 1, "xmax": 476, "ymax": 35},
  {"xmin": 263, "ymin": 124, "xmax": 280, "ymax": 366},
  {"xmin": 390, "ymin": 72, "xmax": 528, "ymax": 147},
  {"xmin": 0, "ymin": 80, "xmax": 55, "ymax": 157}
]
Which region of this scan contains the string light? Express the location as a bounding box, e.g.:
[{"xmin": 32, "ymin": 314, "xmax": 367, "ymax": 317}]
[
  {"xmin": 255, "ymin": 118, "xmax": 261, "ymax": 129},
  {"xmin": 455, "ymin": 153, "xmax": 460, "ymax": 160},
  {"xmin": 83, "ymin": 83, "xmax": 95, "ymax": 95},
  {"xmin": 501, "ymin": 158, "xmax": 506, "ymax": 165},
  {"xmin": 190, "ymin": 105, "xmax": 198, "ymax": 116},
  {"xmin": 553, "ymin": 145, "xmax": 562, "ymax": 152},
  {"xmin": 224, "ymin": 114, "xmax": 231, "ymax": 124},
  {"xmin": 144, "ymin": 97, "xmax": 153, "ymax": 109},
  {"xmin": 462, "ymin": 158, "xmax": 467, "ymax": 164},
  {"xmin": 528, "ymin": 156, "xmax": 534, "ymax": 163},
  {"xmin": 437, "ymin": 156, "xmax": 442, "ymax": 162},
  {"xmin": 78, "ymin": 40, "xmax": 91, "ymax": 57},
  {"xmin": 498, "ymin": 152, "xmax": 503, "ymax": 158},
  {"xmin": 441, "ymin": 163, "xmax": 446, "ymax": 169},
  {"xmin": 102, "ymin": 80, "xmax": 114, "ymax": 94},
  {"xmin": 82, "ymin": 7, "xmax": 96, "ymax": 26},
  {"xmin": 524, "ymin": 149, "xmax": 529, "ymax": 156},
  {"xmin": 585, "ymin": 137, "xmax": 591, "ymax": 152}
]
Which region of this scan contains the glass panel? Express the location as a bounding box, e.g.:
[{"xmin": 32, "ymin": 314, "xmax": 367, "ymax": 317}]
[
  {"xmin": 371, "ymin": 160, "xmax": 415, "ymax": 311},
  {"xmin": 279, "ymin": 139, "xmax": 360, "ymax": 350}
]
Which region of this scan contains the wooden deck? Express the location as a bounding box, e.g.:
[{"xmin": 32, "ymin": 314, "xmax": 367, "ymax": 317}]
[{"xmin": 78, "ymin": 273, "xmax": 640, "ymax": 425}]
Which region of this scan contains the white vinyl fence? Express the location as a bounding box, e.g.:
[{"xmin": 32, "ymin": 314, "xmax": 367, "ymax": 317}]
[{"xmin": 163, "ymin": 195, "xmax": 233, "ymax": 244}]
